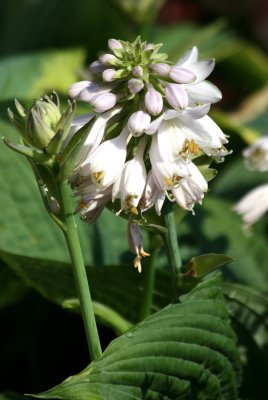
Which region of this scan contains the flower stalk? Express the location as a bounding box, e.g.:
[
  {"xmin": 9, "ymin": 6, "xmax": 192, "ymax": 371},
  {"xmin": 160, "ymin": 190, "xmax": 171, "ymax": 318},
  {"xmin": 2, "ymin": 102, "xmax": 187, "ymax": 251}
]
[
  {"xmin": 58, "ymin": 180, "xmax": 102, "ymax": 360},
  {"xmin": 162, "ymin": 200, "xmax": 182, "ymax": 287}
]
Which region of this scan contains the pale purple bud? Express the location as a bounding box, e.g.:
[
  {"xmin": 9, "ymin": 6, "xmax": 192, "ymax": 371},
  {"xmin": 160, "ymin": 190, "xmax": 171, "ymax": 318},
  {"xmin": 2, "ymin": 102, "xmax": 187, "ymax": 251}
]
[
  {"xmin": 108, "ymin": 38, "xmax": 123, "ymax": 52},
  {"xmin": 165, "ymin": 83, "xmax": 188, "ymax": 110},
  {"xmin": 68, "ymin": 81, "xmax": 91, "ymax": 98},
  {"xmin": 127, "ymin": 111, "xmax": 151, "ymax": 137},
  {"xmin": 128, "ymin": 78, "xmax": 144, "ymax": 94},
  {"xmin": 143, "ymin": 43, "xmax": 154, "ymax": 51},
  {"xmin": 90, "ymin": 92, "xmax": 117, "ymax": 113},
  {"xmin": 79, "ymin": 83, "xmax": 110, "ymax": 102},
  {"xmin": 89, "ymin": 60, "xmax": 105, "ymax": 75},
  {"xmin": 102, "ymin": 68, "xmax": 116, "ymax": 82},
  {"xmin": 99, "ymin": 53, "xmax": 117, "ymax": 66},
  {"xmin": 145, "ymin": 84, "xmax": 163, "ymax": 116},
  {"xmin": 132, "ymin": 66, "xmax": 143, "ymax": 78},
  {"xmin": 150, "ymin": 63, "xmax": 170, "ymax": 76},
  {"xmin": 169, "ymin": 66, "xmax": 196, "ymax": 83}
]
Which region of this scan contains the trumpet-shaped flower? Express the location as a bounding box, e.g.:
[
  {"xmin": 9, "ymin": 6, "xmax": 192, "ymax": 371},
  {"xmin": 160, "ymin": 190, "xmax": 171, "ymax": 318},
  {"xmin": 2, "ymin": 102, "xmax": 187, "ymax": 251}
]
[
  {"xmin": 243, "ymin": 136, "xmax": 268, "ymax": 172},
  {"xmin": 127, "ymin": 219, "xmax": 150, "ymax": 273},
  {"xmin": 234, "ymin": 184, "xmax": 268, "ymax": 227}
]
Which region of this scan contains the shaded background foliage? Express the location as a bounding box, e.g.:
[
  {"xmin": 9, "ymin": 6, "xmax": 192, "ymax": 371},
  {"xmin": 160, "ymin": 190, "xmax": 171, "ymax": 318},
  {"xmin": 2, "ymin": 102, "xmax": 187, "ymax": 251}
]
[{"xmin": 1, "ymin": 0, "xmax": 268, "ymax": 399}]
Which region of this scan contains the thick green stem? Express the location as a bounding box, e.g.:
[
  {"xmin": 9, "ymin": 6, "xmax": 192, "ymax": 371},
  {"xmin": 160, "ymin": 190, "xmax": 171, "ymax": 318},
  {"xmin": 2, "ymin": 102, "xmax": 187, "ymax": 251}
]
[
  {"xmin": 139, "ymin": 237, "xmax": 158, "ymax": 320},
  {"xmin": 58, "ymin": 180, "xmax": 102, "ymax": 360},
  {"xmin": 163, "ymin": 200, "xmax": 182, "ymax": 278}
]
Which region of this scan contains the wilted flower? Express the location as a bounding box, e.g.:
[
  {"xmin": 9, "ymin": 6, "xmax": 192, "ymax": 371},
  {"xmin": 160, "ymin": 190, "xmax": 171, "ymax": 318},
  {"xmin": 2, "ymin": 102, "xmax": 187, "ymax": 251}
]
[
  {"xmin": 67, "ymin": 37, "xmax": 228, "ymax": 271},
  {"xmin": 127, "ymin": 219, "xmax": 150, "ymax": 273}
]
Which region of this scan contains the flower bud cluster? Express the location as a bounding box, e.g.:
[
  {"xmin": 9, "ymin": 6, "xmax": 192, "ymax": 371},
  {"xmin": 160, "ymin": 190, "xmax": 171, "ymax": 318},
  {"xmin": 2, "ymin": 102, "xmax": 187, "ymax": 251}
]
[{"xmin": 68, "ymin": 37, "xmax": 229, "ymax": 271}]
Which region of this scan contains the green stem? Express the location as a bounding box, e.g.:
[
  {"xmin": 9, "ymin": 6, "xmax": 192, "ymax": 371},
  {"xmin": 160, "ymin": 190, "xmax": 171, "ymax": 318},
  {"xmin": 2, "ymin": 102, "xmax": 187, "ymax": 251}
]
[
  {"xmin": 139, "ymin": 237, "xmax": 158, "ymax": 320},
  {"xmin": 163, "ymin": 200, "xmax": 182, "ymax": 277},
  {"xmin": 58, "ymin": 180, "xmax": 102, "ymax": 360}
]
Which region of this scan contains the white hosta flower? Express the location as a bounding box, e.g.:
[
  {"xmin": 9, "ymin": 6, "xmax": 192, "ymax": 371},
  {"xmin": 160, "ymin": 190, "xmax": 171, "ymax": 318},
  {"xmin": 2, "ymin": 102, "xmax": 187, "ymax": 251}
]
[
  {"xmin": 81, "ymin": 127, "xmax": 129, "ymax": 190},
  {"xmin": 127, "ymin": 219, "xmax": 150, "ymax": 273},
  {"xmin": 140, "ymin": 170, "xmax": 166, "ymax": 215},
  {"xmin": 169, "ymin": 66, "xmax": 196, "ymax": 84},
  {"xmin": 175, "ymin": 47, "xmax": 215, "ymax": 82},
  {"xmin": 90, "ymin": 92, "xmax": 117, "ymax": 113},
  {"xmin": 69, "ymin": 106, "xmax": 122, "ymax": 175},
  {"xmin": 127, "ymin": 111, "xmax": 151, "ymax": 136},
  {"xmin": 172, "ymin": 162, "xmax": 208, "ymax": 211},
  {"xmin": 243, "ymin": 136, "xmax": 268, "ymax": 172},
  {"xmin": 145, "ymin": 84, "xmax": 163, "ymax": 116},
  {"xmin": 99, "ymin": 53, "xmax": 117, "ymax": 66},
  {"xmin": 234, "ymin": 184, "xmax": 268, "ymax": 227},
  {"xmin": 113, "ymin": 138, "xmax": 147, "ymax": 214},
  {"xmin": 128, "ymin": 78, "xmax": 144, "ymax": 94}
]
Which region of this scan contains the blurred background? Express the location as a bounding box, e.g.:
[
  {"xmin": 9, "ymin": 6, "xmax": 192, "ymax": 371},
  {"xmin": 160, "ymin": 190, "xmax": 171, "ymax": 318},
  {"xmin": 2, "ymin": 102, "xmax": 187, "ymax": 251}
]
[{"xmin": 1, "ymin": 0, "xmax": 268, "ymax": 399}]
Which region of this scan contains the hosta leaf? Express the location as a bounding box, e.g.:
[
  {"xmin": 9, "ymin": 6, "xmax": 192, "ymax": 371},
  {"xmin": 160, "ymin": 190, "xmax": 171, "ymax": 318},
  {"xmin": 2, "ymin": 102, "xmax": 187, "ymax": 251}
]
[
  {"xmin": 0, "ymin": 262, "xmax": 27, "ymax": 310},
  {"xmin": 0, "ymin": 48, "xmax": 85, "ymax": 100},
  {"xmin": 224, "ymin": 283, "xmax": 268, "ymax": 399},
  {"xmin": 0, "ymin": 252, "xmax": 172, "ymax": 331},
  {"xmin": 35, "ymin": 276, "xmax": 241, "ymax": 400}
]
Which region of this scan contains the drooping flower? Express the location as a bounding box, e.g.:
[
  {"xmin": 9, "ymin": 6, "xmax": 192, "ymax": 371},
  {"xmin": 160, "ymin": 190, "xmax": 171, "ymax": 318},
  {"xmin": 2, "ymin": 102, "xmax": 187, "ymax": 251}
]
[
  {"xmin": 243, "ymin": 136, "xmax": 268, "ymax": 172},
  {"xmin": 234, "ymin": 184, "xmax": 268, "ymax": 228},
  {"xmin": 127, "ymin": 218, "xmax": 150, "ymax": 273}
]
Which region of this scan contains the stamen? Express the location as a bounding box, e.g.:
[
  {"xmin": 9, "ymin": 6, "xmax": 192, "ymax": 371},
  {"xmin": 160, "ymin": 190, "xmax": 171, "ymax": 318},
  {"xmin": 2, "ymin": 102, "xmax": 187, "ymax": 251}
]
[{"xmin": 93, "ymin": 171, "xmax": 104, "ymax": 184}]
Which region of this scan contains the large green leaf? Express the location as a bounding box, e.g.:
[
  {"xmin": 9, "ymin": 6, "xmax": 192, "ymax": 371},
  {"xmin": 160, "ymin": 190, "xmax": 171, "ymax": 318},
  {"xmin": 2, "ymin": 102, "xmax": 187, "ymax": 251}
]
[
  {"xmin": 0, "ymin": 262, "xmax": 27, "ymax": 310},
  {"xmin": 0, "ymin": 251, "xmax": 172, "ymax": 332},
  {"xmin": 34, "ymin": 276, "xmax": 241, "ymax": 400},
  {"xmin": 0, "ymin": 48, "xmax": 85, "ymax": 100},
  {"xmin": 224, "ymin": 283, "xmax": 268, "ymax": 399}
]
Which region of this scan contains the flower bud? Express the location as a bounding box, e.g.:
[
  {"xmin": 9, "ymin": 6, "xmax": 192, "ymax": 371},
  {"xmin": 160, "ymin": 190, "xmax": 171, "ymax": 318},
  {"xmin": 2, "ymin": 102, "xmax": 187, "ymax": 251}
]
[
  {"xmin": 143, "ymin": 43, "xmax": 154, "ymax": 51},
  {"xmin": 68, "ymin": 81, "xmax": 91, "ymax": 98},
  {"xmin": 150, "ymin": 63, "xmax": 170, "ymax": 76},
  {"xmin": 108, "ymin": 38, "xmax": 123, "ymax": 52},
  {"xmin": 132, "ymin": 66, "xmax": 143, "ymax": 78},
  {"xmin": 26, "ymin": 97, "xmax": 61, "ymax": 149},
  {"xmin": 145, "ymin": 84, "xmax": 163, "ymax": 116},
  {"xmin": 99, "ymin": 53, "xmax": 117, "ymax": 66},
  {"xmin": 90, "ymin": 92, "xmax": 117, "ymax": 113},
  {"xmin": 89, "ymin": 60, "xmax": 105, "ymax": 75},
  {"xmin": 128, "ymin": 78, "xmax": 144, "ymax": 94},
  {"xmin": 127, "ymin": 111, "xmax": 151, "ymax": 137},
  {"xmin": 165, "ymin": 83, "xmax": 188, "ymax": 110},
  {"xmin": 169, "ymin": 66, "xmax": 196, "ymax": 83},
  {"xmin": 102, "ymin": 68, "xmax": 117, "ymax": 82}
]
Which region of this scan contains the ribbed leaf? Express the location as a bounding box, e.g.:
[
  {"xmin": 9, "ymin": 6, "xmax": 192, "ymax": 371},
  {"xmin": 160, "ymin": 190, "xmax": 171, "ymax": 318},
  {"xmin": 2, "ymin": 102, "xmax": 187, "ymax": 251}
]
[
  {"xmin": 224, "ymin": 283, "xmax": 268, "ymax": 399},
  {"xmin": 35, "ymin": 276, "xmax": 241, "ymax": 400}
]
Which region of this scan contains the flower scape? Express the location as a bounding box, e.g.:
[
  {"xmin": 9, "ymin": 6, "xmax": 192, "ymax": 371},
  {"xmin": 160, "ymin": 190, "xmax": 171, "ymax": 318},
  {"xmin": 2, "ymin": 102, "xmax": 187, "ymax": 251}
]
[{"xmin": 66, "ymin": 37, "xmax": 228, "ymax": 270}]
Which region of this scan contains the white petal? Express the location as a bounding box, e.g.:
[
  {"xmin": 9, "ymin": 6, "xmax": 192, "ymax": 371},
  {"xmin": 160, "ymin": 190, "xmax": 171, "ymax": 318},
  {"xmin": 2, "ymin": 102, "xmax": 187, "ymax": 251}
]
[
  {"xmin": 187, "ymin": 81, "xmax": 222, "ymax": 104},
  {"xmin": 164, "ymin": 104, "xmax": 211, "ymax": 120},
  {"xmin": 234, "ymin": 184, "xmax": 268, "ymax": 226},
  {"xmin": 145, "ymin": 114, "xmax": 164, "ymax": 135},
  {"xmin": 169, "ymin": 66, "xmax": 196, "ymax": 83},
  {"xmin": 176, "ymin": 47, "xmax": 199, "ymax": 67},
  {"xmin": 165, "ymin": 84, "xmax": 188, "ymax": 110},
  {"xmin": 187, "ymin": 59, "xmax": 215, "ymax": 83},
  {"xmin": 243, "ymin": 136, "xmax": 268, "ymax": 172}
]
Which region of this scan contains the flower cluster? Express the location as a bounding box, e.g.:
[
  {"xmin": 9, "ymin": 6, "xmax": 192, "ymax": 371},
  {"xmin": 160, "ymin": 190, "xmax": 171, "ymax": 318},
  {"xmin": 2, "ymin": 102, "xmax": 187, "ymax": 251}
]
[
  {"xmin": 235, "ymin": 136, "xmax": 268, "ymax": 228},
  {"xmin": 67, "ymin": 37, "xmax": 228, "ymax": 270}
]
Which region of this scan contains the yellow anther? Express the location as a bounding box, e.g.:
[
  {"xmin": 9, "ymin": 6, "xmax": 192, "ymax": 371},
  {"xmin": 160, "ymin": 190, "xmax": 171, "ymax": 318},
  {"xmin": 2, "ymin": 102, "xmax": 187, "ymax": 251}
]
[
  {"xmin": 164, "ymin": 174, "xmax": 183, "ymax": 187},
  {"xmin": 188, "ymin": 139, "xmax": 199, "ymax": 156},
  {"xmin": 93, "ymin": 171, "xmax": 104, "ymax": 184},
  {"xmin": 78, "ymin": 200, "xmax": 87, "ymax": 209}
]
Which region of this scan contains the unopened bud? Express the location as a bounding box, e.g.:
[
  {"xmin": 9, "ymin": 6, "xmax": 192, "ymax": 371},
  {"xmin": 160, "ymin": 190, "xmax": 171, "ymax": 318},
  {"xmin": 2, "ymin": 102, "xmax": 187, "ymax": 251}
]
[
  {"xmin": 150, "ymin": 63, "xmax": 170, "ymax": 76},
  {"xmin": 128, "ymin": 78, "xmax": 144, "ymax": 94},
  {"xmin": 127, "ymin": 111, "xmax": 151, "ymax": 137},
  {"xmin": 99, "ymin": 53, "xmax": 117, "ymax": 66},
  {"xmin": 132, "ymin": 66, "xmax": 143, "ymax": 78},
  {"xmin": 165, "ymin": 83, "xmax": 188, "ymax": 110},
  {"xmin": 108, "ymin": 38, "xmax": 123, "ymax": 52},
  {"xmin": 90, "ymin": 92, "xmax": 117, "ymax": 113},
  {"xmin": 143, "ymin": 43, "xmax": 154, "ymax": 51},
  {"xmin": 26, "ymin": 97, "xmax": 61, "ymax": 149},
  {"xmin": 102, "ymin": 68, "xmax": 117, "ymax": 82},
  {"xmin": 89, "ymin": 60, "xmax": 106, "ymax": 75},
  {"xmin": 145, "ymin": 84, "xmax": 163, "ymax": 116},
  {"xmin": 169, "ymin": 66, "xmax": 196, "ymax": 83}
]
